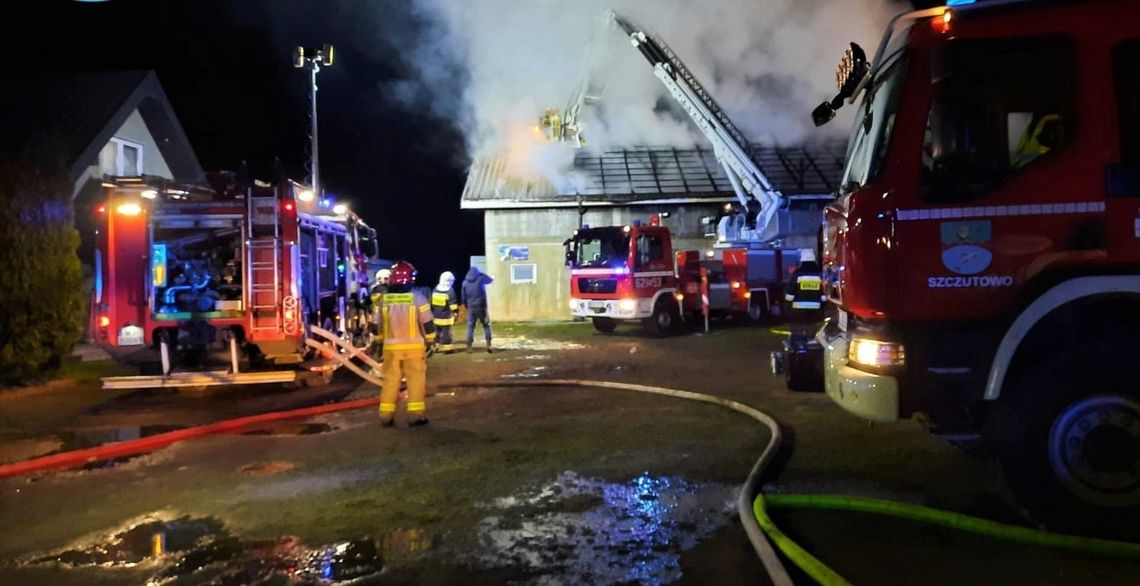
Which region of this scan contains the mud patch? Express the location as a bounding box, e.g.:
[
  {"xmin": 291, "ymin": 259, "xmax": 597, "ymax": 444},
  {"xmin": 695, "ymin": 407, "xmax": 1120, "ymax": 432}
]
[
  {"xmin": 501, "ymin": 366, "xmax": 548, "ymax": 379},
  {"xmin": 58, "ymin": 425, "xmax": 187, "ymax": 451},
  {"xmin": 240, "ymin": 422, "xmax": 335, "ymax": 436},
  {"xmin": 471, "ymin": 471, "xmax": 735, "ymax": 585},
  {"xmin": 491, "ymin": 336, "xmax": 585, "ymax": 351},
  {"xmin": 239, "ymin": 460, "xmax": 297, "ymax": 476}
]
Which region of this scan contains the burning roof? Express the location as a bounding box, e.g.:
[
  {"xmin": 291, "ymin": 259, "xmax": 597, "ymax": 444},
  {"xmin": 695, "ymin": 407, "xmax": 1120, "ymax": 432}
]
[{"xmin": 460, "ymin": 141, "xmax": 847, "ymax": 209}]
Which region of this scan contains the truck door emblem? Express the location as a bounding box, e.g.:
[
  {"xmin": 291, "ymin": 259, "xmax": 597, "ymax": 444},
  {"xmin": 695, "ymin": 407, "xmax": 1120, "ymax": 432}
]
[{"xmin": 940, "ymin": 221, "xmax": 993, "ymax": 275}]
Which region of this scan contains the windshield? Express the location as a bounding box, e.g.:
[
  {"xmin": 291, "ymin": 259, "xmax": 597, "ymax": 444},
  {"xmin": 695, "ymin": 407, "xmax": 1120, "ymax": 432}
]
[
  {"xmin": 572, "ymin": 228, "xmax": 630, "ymax": 268},
  {"xmin": 840, "ymin": 50, "xmax": 910, "ymax": 192}
]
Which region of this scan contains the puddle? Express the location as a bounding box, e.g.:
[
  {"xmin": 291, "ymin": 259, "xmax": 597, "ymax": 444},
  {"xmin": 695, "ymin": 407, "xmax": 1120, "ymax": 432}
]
[
  {"xmin": 240, "ymin": 422, "xmax": 335, "ymax": 436},
  {"xmin": 500, "ymin": 366, "xmax": 548, "ymax": 379},
  {"xmin": 470, "ymin": 471, "xmax": 736, "ymax": 585},
  {"xmin": 31, "ymin": 516, "xmax": 232, "ymax": 568},
  {"xmin": 25, "ymin": 514, "xmax": 430, "ymax": 585}
]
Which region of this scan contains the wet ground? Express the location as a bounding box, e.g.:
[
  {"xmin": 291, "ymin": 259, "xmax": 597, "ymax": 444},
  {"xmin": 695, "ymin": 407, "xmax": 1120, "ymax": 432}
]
[{"xmin": 1, "ymin": 322, "xmax": 1137, "ymax": 584}]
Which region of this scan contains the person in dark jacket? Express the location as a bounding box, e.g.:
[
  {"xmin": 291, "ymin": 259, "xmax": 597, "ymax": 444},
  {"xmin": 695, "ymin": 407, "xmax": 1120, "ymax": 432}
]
[{"xmin": 461, "ymin": 266, "xmax": 494, "ymax": 352}]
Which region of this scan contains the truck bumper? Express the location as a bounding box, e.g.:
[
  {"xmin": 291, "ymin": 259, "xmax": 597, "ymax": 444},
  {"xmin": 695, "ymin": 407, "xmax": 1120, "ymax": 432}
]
[
  {"xmin": 570, "ymin": 297, "xmax": 651, "ymax": 320},
  {"xmin": 823, "ymin": 331, "xmax": 900, "ymax": 423}
]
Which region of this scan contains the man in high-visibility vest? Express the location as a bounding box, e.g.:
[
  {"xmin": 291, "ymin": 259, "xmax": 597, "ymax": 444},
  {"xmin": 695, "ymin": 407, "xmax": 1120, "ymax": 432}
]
[
  {"xmin": 430, "ymin": 271, "xmax": 459, "ymax": 353},
  {"xmin": 377, "ymin": 261, "xmax": 435, "ymax": 427}
]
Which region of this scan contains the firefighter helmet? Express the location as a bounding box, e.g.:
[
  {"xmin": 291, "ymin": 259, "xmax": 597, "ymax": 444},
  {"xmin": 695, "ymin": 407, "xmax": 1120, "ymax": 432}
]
[
  {"xmin": 389, "ymin": 261, "xmax": 416, "ymax": 286},
  {"xmin": 375, "ymin": 268, "xmax": 392, "ymax": 284}
]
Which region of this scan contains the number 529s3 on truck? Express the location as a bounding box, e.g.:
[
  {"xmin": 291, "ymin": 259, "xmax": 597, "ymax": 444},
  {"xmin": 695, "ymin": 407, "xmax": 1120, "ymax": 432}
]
[{"xmin": 813, "ymin": 0, "xmax": 1140, "ymax": 537}]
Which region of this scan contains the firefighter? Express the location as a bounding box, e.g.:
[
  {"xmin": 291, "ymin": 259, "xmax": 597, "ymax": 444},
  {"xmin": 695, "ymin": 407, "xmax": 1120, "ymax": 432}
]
[
  {"xmin": 376, "ymin": 261, "xmax": 435, "ymax": 427},
  {"xmin": 784, "ymin": 249, "xmax": 825, "ymax": 325},
  {"xmin": 430, "ymin": 271, "xmax": 459, "ymax": 353},
  {"xmin": 367, "ymin": 268, "xmax": 392, "ymax": 360},
  {"xmin": 1012, "ymin": 113, "xmax": 1063, "ymax": 168}
]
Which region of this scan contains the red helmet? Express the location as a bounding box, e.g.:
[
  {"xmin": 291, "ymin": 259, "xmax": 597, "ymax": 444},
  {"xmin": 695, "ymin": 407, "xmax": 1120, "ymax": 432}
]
[{"xmin": 389, "ymin": 261, "xmax": 416, "ymax": 286}]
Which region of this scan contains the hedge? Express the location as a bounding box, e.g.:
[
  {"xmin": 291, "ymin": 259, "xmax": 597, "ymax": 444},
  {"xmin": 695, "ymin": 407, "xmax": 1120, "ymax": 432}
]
[{"xmin": 0, "ymin": 148, "xmax": 86, "ymax": 386}]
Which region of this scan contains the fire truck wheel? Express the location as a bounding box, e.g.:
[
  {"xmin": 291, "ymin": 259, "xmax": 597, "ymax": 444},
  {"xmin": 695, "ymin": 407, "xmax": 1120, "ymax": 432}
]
[
  {"xmin": 995, "ymin": 350, "xmax": 1140, "ymax": 539},
  {"xmin": 644, "ymin": 298, "xmax": 678, "ymax": 337},
  {"xmin": 747, "ymin": 300, "xmax": 765, "ymax": 323},
  {"xmin": 592, "ymin": 317, "xmax": 617, "ymax": 334}
]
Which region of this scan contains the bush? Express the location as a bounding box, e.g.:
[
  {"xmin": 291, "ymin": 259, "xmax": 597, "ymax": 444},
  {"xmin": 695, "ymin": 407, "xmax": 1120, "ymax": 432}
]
[{"xmin": 0, "ymin": 148, "xmax": 86, "ymax": 385}]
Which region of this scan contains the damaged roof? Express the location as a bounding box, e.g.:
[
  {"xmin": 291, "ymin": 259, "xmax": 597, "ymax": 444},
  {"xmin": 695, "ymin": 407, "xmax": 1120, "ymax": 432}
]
[{"xmin": 460, "ymin": 141, "xmax": 847, "ymax": 209}]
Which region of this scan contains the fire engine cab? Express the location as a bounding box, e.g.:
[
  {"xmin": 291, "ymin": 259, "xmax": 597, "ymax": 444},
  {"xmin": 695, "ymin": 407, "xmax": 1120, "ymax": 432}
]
[
  {"xmin": 566, "ymin": 216, "xmax": 800, "ymax": 336},
  {"xmin": 91, "ymin": 176, "xmax": 378, "ymax": 388},
  {"xmin": 813, "ymin": 0, "xmax": 1140, "ymax": 535}
]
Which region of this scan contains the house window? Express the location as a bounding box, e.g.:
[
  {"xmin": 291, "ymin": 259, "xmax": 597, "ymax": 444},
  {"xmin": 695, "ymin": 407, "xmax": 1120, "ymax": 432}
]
[
  {"xmin": 510, "ymin": 263, "xmax": 537, "ymax": 284},
  {"xmin": 110, "ymin": 138, "xmax": 144, "ymax": 176}
]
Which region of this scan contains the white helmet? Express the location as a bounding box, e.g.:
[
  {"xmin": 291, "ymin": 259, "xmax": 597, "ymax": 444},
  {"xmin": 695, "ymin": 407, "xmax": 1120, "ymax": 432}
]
[
  {"xmin": 375, "ymin": 268, "xmax": 392, "ymax": 283},
  {"xmin": 799, "ymin": 248, "xmax": 817, "ymax": 263},
  {"xmin": 438, "ymin": 271, "xmax": 456, "ymax": 289}
]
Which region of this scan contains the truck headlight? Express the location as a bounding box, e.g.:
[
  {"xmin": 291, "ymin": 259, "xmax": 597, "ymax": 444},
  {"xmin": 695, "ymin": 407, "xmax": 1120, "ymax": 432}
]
[
  {"xmin": 619, "ymin": 299, "xmax": 637, "ymax": 312},
  {"xmin": 848, "ymin": 337, "xmax": 905, "ymax": 369}
]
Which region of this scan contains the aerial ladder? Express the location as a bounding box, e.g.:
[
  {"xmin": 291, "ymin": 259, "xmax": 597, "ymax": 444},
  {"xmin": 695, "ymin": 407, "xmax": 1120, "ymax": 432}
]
[{"xmin": 608, "ymin": 11, "xmax": 790, "ymax": 245}]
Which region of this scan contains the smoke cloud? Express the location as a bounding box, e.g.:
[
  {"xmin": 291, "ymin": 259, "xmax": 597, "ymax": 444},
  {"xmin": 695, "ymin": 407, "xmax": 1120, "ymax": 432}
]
[{"xmin": 388, "ymin": 0, "xmax": 905, "ymax": 171}]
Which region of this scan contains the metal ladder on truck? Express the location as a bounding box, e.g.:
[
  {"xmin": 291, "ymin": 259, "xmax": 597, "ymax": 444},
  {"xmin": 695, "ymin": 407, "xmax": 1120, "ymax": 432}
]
[
  {"xmin": 608, "ymin": 11, "xmax": 789, "ymax": 245},
  {"xmin": 247, "ymin": 187, "xmax": 283, "ymax": 338}
]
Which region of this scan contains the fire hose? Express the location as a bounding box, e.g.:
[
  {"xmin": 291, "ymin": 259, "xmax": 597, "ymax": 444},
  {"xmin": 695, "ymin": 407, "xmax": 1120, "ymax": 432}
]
[{"xmin": 3, "ymin": 357, "xmax": 1138, "ymax": 583}]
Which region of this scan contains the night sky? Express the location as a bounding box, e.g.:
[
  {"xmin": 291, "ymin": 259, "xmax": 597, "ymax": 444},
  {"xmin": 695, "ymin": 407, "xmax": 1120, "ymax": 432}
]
[
  {"xmin": 9, "ymin": 0, "xmax": 479, "ymax": 284},
  {"xmin": 7, "ymin": 0, "xmax": 932, "ymax": 283}
]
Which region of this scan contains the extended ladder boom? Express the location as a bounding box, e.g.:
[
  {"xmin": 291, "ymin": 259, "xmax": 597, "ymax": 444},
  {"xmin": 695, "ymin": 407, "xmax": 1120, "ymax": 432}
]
[{"xmin": 609, "ymin": 11, "xmax": 786, "ymax": 243}]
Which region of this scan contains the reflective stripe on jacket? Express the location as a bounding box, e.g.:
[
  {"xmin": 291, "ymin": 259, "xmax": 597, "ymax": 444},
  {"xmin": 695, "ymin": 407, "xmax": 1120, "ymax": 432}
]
[
  {"xmin": 431, "ymin": 288, "xmax": 459, "ymax": 325},
  {"xmin": 379, "ymin": 291, "xmax": 433, "ymax": 351}
]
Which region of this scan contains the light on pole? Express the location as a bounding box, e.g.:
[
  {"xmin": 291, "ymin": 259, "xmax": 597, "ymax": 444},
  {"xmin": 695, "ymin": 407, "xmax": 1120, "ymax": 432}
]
[{"xmin": 292, "ymin": 44, "xmax": 335, "ymax": 198}]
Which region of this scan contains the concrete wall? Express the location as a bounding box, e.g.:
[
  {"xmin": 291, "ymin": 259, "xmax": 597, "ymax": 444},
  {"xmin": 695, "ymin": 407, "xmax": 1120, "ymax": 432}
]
[{"xmin": 483, "ymin": 203, "xmax": 726, "ymax": 321}]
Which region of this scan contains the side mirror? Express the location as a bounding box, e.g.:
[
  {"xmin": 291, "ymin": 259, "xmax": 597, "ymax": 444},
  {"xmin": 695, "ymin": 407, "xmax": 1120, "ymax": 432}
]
[{"xmin": 812, "ymin": 102, "xmax": 836, "ymax": 127}]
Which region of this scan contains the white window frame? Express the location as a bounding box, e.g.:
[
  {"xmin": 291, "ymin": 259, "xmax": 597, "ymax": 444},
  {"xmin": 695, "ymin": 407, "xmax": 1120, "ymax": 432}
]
[
  {"xmin": 109, "ymin": 137, "xmax": 144, "ymax": 176},
  {"xmin": 510, "ymin": 263, "xmax": 537, "ymax": 284}
]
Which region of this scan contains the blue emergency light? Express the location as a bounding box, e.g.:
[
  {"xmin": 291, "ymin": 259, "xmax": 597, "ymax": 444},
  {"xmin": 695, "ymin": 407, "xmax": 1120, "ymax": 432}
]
[{"xmin": 946, "ymin": 0, "xmax": 975, "ymax": 6}]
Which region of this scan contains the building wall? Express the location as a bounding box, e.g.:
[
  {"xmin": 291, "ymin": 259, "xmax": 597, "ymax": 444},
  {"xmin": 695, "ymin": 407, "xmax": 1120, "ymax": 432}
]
[
  {"xmin": 72, "ymin": 108, "xmax": 175, "ymax": 199},
  {"xmin": 483, "ymin": 203, "xmax": 726, "ymax": 321}
]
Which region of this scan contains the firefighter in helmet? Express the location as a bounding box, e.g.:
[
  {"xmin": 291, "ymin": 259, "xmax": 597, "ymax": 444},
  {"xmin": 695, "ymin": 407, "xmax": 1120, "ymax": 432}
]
[
  {"xmin": 784, "ymin": 248, "xmax": 825, "ymax": 324},
  {"xmin": 430, "ymin": 271, "xmax": 459, "ymax": 353},
  {"xmin": 376, "ymin": 261, "xmax": 435, "ymax": 427}
]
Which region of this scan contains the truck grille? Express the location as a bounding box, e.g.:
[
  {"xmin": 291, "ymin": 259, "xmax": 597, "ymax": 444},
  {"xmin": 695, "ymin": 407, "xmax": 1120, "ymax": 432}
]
[{"xmin": 578, "ymin": 277, "xmax": 617, "ymax": 294}]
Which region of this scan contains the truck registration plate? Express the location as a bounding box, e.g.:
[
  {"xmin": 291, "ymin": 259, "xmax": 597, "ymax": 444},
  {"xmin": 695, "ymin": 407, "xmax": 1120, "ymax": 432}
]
[
  {"xmin": 118, "ymin": 325, "xmax": 145, "ymax": 346},
  {"xmin": 837, "ymin": 310, "xmax": 848, "ymax": 332},
  {"xmin": 588, "ymin": 300, "xmax": 606, "ymax": 309}
]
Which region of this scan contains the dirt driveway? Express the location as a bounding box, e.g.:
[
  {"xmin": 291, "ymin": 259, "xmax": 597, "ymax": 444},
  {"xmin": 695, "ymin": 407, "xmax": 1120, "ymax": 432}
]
[{"xmin": 0, "ymin": 322, "xmax": 1136, "ymax": 585}]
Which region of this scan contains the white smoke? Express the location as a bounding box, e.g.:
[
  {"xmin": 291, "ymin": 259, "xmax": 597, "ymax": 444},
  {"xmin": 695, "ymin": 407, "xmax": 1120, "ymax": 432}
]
[{"xmin": 388, "ymin": 0, "xmax": 904, "ymax": 169}]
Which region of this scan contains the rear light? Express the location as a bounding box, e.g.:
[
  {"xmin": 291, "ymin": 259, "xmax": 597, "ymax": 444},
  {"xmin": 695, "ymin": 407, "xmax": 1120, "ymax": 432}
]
[
  {"xmin": 95, "ymin": 204, "xmax": 107, "ymax": 215},
  {"xmin": 848, "ymin": 337, "xmax": 905, "ymax": 369},
  {"xmin": 731, "ymin": 281, "xmax": 741, "ymax": 289},
  {"xmin": 116, "ymin": 202, "xmax": 142, "ymax": 216},
  {"xmin": 284, "ymin": 309, "xmax": 295, "ymax": 321},
  {"xmin": 283, "ymin": 202, "xmax": 295, "ymax": 212},
  {"xmin": 931, "ymin": 9, "xmax": 953, "ymax": 34},
  {"xmin": 99, "ymin": 315, "xmax": 110, "ymax": 328}
]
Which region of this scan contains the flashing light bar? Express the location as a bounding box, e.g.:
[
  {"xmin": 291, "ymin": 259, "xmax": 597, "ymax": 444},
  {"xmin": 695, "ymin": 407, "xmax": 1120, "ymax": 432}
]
[{"xmin": 946, "ymin": 0, "xmax": 975, "ymax": 6}]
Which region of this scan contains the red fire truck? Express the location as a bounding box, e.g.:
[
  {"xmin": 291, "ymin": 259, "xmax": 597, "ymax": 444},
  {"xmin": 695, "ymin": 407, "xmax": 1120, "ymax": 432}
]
[
  {"xmin": 90, "ymin": 176, "xmax": 378, "ymax": 388},
  {"xmin": 811, "ymin": 0, "xmax": 1140, "ymax": 534},
  {"xmin": 566, "ymin": 217, "xmax": 800, "ymax": 335}
]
